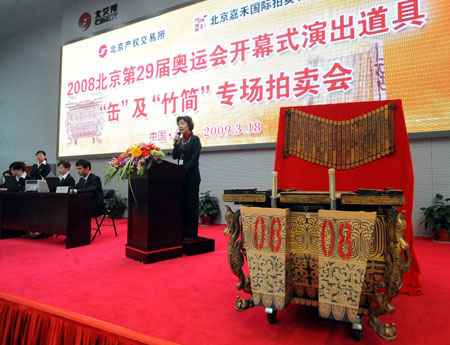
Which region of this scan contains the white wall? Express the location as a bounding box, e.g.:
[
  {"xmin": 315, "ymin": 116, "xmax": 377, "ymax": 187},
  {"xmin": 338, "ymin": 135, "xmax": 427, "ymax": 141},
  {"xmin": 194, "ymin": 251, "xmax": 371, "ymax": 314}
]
[
  {"xmin": 0, "ymin": 18, "xmax": 61, "ymax": 166},
  {"xmin": 1, "ymin": 1, "xmax": 449, "ymax": 234},
  {"xmin": 410, "ymin": 137, "xmax": 450, "ymax": 236}
]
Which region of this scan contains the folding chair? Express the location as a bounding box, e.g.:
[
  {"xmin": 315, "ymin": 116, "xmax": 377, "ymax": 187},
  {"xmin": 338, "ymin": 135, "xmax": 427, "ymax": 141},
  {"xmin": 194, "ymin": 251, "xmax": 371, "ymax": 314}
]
[{"xmin": 92, "ymin": 189, "xmax": 118, "ymax": 241}]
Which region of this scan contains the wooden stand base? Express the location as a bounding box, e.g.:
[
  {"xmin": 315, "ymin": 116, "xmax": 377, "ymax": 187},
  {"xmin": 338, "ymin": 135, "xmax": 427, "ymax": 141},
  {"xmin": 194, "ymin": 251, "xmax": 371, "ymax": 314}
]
[
  {"xmin": 125, "ymin": 244, "xmax": 183, "ymax": 264},
  {"xmin": 182, "ymin": 237, "xmax": 215, "ymax": 256}
]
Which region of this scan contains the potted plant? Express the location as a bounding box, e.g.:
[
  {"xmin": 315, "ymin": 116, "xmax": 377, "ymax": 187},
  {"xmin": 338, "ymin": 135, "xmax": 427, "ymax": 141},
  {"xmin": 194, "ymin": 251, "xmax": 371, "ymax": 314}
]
[
  {"xmin": 199, "ymin": 191, "xmax": 220, "ymax": 225},
  {"xmin": 104, "ymin": 193, "xmax": 128, "ymax": 219},
  {"xmin": 420, "ymin": 193, "xmax": 450, "ymax": 242}
]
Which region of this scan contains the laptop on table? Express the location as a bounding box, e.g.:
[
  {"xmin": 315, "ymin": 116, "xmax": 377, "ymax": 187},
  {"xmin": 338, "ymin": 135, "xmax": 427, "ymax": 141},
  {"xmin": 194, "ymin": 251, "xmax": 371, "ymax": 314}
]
[{"xmin": 45, "ymin": 177, "xmax": 61, "ymax": 192}]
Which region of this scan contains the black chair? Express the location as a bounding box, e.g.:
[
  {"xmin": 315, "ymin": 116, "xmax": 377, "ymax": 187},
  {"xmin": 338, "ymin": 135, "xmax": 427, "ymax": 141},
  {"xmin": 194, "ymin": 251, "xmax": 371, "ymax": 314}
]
[{"xmin": 92, "ymin": 189, "xmax": 118, "ymax": 241}]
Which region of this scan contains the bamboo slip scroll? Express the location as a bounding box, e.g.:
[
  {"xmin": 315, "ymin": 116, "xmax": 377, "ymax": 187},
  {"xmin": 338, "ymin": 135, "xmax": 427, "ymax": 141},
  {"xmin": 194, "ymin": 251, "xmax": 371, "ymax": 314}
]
[{"xmin": 284, "ymin": 103, "xmax": 395, "ymax": 170}]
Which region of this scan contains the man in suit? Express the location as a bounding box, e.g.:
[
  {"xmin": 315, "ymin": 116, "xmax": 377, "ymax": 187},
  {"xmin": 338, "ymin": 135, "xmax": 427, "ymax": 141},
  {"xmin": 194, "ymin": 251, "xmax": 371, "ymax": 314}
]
[
  {"xmin": 57, "ymin": 160, "xmax": 75, "ymax": 188},
  {"xmin": 11, "ymin": 162, "xmax": 48, "ymax": 239},
  {"xmin": 11, "ymin": 161, "xmax": 31, "ymax": 191},
  {"xmin": 10, "ymin": 162, "xmax": 49, "ymax": 239},
  {"xmin": 0, "ymin": 170, "xmax": 12, "ymax": 188},
  {"xmin": 72, "ymin": 159, "xmax": 104, "ymax": 217},
  {"xmin": 30, "ymin": 150, "xmax": 51, "ymax": 179},
  {"xmin": 0, "ymin": 163, "xmax": 14, "ymax": 188}
]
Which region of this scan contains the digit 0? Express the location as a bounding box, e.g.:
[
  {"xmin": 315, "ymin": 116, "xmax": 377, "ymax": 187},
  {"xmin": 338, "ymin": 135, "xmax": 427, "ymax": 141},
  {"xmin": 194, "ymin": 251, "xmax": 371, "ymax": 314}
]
[
  {"xmin": 254, "ymin": 216, "xmax": 265, "ymax": 250},
  {"xmin": 81, "ymin": 79, "xmax": 87, "ymax": 93},
  {"xmin": 321, "ymin": 219, "xmax": 334, "ymax": 257}
]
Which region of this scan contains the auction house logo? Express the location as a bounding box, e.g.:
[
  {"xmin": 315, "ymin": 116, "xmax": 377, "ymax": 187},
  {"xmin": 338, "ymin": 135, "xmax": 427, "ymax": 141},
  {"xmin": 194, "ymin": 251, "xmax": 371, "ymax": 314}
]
[
  {"xmin": 78, "ymin": 12, "xmax": 91, "ymax": 31},
  {"xmin": 94, "ymin": 4, "xmax": 118, "ymax": 25},
  {"xmin": 98, "ymin": 45, "xmax": 108, "ymax": 58},
  {"xmin": 78, "ymin": 4, "xmax": 118, "ymax": 32}
]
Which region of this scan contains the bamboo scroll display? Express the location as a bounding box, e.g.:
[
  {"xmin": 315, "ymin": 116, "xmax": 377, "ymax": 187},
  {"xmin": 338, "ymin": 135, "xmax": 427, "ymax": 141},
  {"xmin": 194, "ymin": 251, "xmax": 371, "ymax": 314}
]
[{"xmin": 284, "ymin": 103, "xmax": 396, "ymax": 170}]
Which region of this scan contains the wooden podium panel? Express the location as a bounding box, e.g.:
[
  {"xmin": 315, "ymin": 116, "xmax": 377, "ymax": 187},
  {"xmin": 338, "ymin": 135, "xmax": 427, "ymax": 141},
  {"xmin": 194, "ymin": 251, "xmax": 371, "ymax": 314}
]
[{"xmin": 125, "ymin": 161, "xmax": 184, "ymax": 264}]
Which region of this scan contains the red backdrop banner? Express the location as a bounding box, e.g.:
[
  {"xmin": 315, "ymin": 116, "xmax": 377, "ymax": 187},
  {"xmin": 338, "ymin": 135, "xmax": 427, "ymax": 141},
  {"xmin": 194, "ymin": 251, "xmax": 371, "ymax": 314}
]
[{"xmin": 274, "ymin": 100, "xmax": 421, "ymax": 295}]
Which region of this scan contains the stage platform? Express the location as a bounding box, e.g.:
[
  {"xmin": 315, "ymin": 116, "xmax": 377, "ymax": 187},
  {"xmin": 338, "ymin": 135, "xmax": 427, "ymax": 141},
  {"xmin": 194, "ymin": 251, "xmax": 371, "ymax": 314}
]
[{"xmin": 0, "ymin": 219, "xmax": 448, "ymax": 345}]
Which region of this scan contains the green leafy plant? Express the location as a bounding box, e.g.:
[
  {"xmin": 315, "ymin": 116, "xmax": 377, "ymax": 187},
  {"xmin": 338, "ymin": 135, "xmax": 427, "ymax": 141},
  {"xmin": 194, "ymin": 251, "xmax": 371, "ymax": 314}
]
[
  {"xmin": 104, "ymin": 194, "xmax": 128, "ymax": 218},
  {"xmin": 199, "ymin": 191, "xmax": 220, "ymax": 218},
  {"xmin": 420, "ymin": 193, "xmax": 450, "ymax": 233}
]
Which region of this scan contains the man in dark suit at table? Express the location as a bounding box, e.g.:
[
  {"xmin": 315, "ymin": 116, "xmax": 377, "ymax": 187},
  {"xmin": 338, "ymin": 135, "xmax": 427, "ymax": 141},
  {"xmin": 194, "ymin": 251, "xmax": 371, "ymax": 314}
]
[
  {"xmin": 11, "ymin": 161, "xmax": 32, "ymax": 191},
  {"xmin": 57, "ymin": 160, "xmax": 75, "ymax": 188},
  {"xmin": 0, "ymin": 169, "xmax": 12, "ymax": 188},
  {"xmin": 30, "ymin": 150, "xmax": 51, "ymax": 179},
  {"xmin": 71, "ymin": 159, "xmax": 104, "ymax": 217},
  {"xmin": 11, "ymin": 162, "xmax": 48, "ymax": 239}
]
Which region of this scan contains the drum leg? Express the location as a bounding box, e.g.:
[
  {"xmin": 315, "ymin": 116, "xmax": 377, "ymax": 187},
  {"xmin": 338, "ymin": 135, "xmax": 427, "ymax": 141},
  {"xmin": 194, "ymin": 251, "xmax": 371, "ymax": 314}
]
[
  {"xmin": 265, "ymin": 307, "xmax": 277, "ymax": 324},
  {"xmin": 351, "ymin": 315, "xmax": 362, "ymax": 341}
]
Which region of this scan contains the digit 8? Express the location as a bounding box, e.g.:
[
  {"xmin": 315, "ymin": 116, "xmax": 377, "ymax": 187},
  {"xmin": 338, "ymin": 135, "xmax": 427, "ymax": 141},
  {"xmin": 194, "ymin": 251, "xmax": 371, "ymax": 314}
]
[{"xmin": 269, "ymin": 217, "xmax": 282, "ymax": 252}]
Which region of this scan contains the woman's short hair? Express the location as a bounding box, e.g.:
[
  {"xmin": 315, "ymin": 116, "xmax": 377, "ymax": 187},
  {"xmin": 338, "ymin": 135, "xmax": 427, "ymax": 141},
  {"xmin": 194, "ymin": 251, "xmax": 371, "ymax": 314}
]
[
  {"xmin": 11, "ymin": 161, "xmax": 26, "ymax": 172},
  {"xmin": 57, "ymin": 160, "xmax": 71, "ymax": 169},
  {"xmin": 75, "ymin": 159, "xmax": 91, "ymax": 170},
  {"xmin": 176, "ymin": 115, "xmax": 194, "ymax": 131}
]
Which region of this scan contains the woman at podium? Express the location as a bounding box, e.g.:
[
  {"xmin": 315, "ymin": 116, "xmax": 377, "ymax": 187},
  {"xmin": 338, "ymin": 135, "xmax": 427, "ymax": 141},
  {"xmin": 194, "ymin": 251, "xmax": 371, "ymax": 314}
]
[{"xmin": 172, "ymin": 115, "xmax": 202, "ymax": 241}]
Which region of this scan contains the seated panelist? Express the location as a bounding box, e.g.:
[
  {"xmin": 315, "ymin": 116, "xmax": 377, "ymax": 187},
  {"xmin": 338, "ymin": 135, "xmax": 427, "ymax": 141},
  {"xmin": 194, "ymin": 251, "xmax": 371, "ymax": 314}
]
[
  {"xmin": 72, "ymin": 159, "xmax": 104, "ymax": 217},
  {"xmin": 0, "ymin": 170, "xmax": 12, "ymax": 188},
  {"xmin": 30, "ymin": 150, "xmax": 51, "ymax": 179},
  {"xmin": 11, "ymin": 161, "xmax": 32, "ymax": 191},
  {"xmin": 57, "ymin": 160, "xmax": 75, "ymax": 188},
  {"xmin": 10, "ymin": 162, "xmax": 49, "ymax": 239}
]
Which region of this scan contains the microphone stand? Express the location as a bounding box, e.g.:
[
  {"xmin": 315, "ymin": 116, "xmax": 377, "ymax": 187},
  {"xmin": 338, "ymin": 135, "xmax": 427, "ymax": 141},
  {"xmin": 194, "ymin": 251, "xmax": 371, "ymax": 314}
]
[{"xmin": 177, "ymin": 138, "xmax": 182, "ymax": 166}]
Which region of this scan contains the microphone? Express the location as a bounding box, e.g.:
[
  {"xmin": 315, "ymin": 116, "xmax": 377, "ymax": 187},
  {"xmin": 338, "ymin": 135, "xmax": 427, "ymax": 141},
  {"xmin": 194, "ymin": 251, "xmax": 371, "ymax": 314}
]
[{"xmin": 174, "ymin": 131, "xmax": 181, "ymax": 145}]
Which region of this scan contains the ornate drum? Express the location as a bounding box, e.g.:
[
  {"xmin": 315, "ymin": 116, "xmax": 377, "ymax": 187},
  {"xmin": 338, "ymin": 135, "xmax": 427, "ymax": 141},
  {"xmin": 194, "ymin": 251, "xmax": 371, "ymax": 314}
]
[{"xmin": 223, "ymin": 189, "xmax": 410, "ymax": 341}]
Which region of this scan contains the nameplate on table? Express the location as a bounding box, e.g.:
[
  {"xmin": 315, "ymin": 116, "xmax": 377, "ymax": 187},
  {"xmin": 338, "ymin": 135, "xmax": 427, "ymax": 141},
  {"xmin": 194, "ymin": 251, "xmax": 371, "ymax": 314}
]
[{"xmin": 56, "ymin": 186, "xmax": 69, "ymax": 193}]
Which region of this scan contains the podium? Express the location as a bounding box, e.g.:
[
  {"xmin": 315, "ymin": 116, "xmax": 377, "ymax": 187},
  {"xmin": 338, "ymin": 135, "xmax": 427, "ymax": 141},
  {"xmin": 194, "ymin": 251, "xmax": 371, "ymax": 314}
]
[{"xmin": 125, "ymin": 161, "xmax": 184, "ymax": 263}]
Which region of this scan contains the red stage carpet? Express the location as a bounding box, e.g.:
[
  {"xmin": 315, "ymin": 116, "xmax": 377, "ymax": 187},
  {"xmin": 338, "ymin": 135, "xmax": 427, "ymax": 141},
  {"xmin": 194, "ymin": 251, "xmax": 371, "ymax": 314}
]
[{"xmin": 0, "ymin": 220, "xmax": 449, "ymax": 345}]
